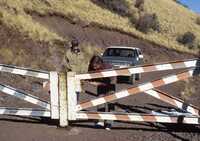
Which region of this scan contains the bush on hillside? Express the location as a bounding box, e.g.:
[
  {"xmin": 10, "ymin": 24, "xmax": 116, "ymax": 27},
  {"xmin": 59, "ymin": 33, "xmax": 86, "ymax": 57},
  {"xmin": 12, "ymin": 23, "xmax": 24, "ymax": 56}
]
[
  {"xmin": 177, "ymin": 32, "xmax": 197, "ymax": 49},
  {"xmin": 135, "ymin": 0, "xmax": 145, "ymax": 11},
  {"xmin": 91, "ymin": 0, "xmax": 139, "ymax": 25},
  {"xmin": 91, "ymin": 0, "xmax": 130, "ymax": 17},
  {"xmin": 129, "ymin": 11, "xmax": 139, "ymax": 25},
  {"xmin": 135, "ymin": 13, "xmax": 160, "ymax": 33},
  {"xmin": 177, "ymin": 32, "xmax": 195, "ymax": 44}
]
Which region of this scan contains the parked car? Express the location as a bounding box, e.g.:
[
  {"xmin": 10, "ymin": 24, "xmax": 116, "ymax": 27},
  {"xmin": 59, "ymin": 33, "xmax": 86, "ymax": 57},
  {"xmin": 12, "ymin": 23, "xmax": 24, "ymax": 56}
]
[{"xmin": 102, "ymin": 46, "xmax": 143, "ymax": 84}]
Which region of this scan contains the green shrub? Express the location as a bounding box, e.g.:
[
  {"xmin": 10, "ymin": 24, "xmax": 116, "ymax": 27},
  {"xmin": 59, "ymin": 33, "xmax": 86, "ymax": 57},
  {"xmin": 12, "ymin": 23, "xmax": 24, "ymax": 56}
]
[{"xmin": 136, "ymin": 13, "xmax": 160, "ymax": 33}]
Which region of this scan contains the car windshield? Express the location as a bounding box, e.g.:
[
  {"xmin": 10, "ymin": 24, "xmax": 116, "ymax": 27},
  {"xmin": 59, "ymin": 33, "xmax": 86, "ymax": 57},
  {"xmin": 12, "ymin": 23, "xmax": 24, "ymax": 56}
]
[{"xmin": 103, "ymin": 48, "xmax": 136, "ymax": 58}]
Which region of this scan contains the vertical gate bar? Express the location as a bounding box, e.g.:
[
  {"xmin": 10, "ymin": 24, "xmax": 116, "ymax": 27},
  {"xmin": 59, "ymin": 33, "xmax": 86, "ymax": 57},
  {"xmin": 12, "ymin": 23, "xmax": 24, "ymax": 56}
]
[
  {"xmin": 59, "ymin": 72, "xmax": 68, "ymax": 127},
  {"xmin": 75, "ymin": 77, "xmax": 82, "ymax": 102},
  {"xmin": 50, "ymin": 72, "xmax": 59, "ymax": 119},
  {"xmin": 67, "ymin": 72, "xmax": 77, "ymax": 120}
]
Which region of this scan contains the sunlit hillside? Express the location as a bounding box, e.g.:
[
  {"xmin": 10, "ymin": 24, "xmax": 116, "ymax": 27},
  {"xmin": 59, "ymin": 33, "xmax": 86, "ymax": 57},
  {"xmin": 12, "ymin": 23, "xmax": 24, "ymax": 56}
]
[{"xmin": 0, "ymin": 0, "xmax": 200, "ymax": 53}]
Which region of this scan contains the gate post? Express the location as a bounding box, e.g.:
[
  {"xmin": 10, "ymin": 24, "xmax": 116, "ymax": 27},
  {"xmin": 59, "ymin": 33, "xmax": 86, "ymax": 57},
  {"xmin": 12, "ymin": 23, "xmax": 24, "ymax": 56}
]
[
  {"xmin": 67, "ymin": 72, "xmax": 77, "ymax": 121},
  {"xmin": 59, "ymin": 72, "xmax": 68, "ymax": 127},
  {"xmin": 50, "ymin": 72, "xmax": 59, "ymax": 119}
]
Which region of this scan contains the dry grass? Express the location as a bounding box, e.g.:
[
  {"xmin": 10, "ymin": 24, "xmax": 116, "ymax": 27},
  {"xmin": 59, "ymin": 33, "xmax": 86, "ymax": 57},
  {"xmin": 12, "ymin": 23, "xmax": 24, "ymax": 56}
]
[
  {"xmin": 0, "ymin": 47, "xmax": 31, "ymax": 66},
  {"xmin": 180, "ymin": 77, "xmax": 200, "ymax": 101},
  {"xmin": 0, "ymin": 0, "xmax": 64, "ymax": 43},
  {"xmin": 143, "ymin": 0, "xmax": 200, "ymax": 51},
  {"xmin": 80, "ymin": 43, "xmax": 103, "ymax": 73},
  {"xmin": 181, "ymin": 80, "xmax": 195, "ymax": 100},
  {"xmin": 0, "ymin": 0, "xmax": 200, "ymax": 53},
  {"xmin": 0, "ymin": 10, "xmax": 64, "ymax": 43},
  {"xmin": 0, "ymin": 47, "xmax": 14, "ymax": 64}
]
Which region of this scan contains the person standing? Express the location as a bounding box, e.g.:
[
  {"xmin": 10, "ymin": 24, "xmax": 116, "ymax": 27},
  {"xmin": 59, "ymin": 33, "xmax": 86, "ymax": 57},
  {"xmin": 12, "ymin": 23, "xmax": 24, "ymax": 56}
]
[
  {"xmin": 88, "ymin": 55, "xmax": 115, "ymax": 130},
  {"xmin": 65, "ymin": 38, "xmax": 85, "ymax": 73}
]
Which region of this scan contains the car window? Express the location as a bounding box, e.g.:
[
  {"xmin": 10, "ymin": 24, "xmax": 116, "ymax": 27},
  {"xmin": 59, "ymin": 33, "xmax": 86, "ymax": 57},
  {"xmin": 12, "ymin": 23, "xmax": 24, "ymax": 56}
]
[
  {"xmin": 135, "ymin": 49, "xmax": 138, "ymax": 56},
  {"xmin": 103, "ymin": 48, "xmax": 136, "ymax": 57}
]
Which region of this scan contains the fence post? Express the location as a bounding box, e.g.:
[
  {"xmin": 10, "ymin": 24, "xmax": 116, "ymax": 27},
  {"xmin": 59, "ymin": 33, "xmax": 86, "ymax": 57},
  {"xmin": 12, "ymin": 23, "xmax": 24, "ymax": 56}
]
[
  {"xmin": 59, "ymin": 72, "xmax": 68, "ymax": 127},
  {"xmin": 50, "ymin": 72, "xmax": 59, "ymax": 119},
  {"xmin": 75, "ymin": 77, "xmax": 82, "ymax": 102},
  {"xmin": 67, "ymin": 72, "xmax": 77, "ymax": 121}
]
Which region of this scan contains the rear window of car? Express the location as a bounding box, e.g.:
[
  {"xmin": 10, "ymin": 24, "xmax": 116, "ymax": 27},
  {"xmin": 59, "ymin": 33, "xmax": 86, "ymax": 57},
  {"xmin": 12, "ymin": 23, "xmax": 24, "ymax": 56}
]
[{"xmin": 103, "ymin": 48, "xmax": 137, "ymax": 58}]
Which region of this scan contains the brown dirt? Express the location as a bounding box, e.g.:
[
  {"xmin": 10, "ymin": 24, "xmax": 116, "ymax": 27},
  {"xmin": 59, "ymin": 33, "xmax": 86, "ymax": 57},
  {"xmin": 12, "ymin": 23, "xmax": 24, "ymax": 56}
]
[
  {"xmin": 0, "ymin": 14, "xmax": 200, "ymax": 141},
  {"xmin": 31, "ymin": 13, "xmax": 196, "ymax": 63}
]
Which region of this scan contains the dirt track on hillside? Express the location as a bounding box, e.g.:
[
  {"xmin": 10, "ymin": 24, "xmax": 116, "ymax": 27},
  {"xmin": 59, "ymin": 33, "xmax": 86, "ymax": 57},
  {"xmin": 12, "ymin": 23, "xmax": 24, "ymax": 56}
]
[
  {"xmin": 0, "ymin": 14, "xmax": 200, "ymax": 141},
  {"xmin": 32, "ymin": 14, "xmax": 196, "ymax": 62}
]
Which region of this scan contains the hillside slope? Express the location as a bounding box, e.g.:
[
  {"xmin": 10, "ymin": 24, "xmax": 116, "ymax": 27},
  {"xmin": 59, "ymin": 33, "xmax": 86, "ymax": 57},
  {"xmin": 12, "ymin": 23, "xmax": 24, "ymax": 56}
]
[
  {"xmin": 0, "ymin": 1, "xmax": 200, "ymax": 140},
  {"xmin": 0, "ymin": 0, "xmax": 200, "ymax": 54}
]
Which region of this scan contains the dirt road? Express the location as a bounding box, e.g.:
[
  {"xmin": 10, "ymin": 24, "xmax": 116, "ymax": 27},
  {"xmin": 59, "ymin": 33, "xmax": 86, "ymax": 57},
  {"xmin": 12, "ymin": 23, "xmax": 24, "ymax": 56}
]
[{"xmin": 0, "ymin": 68, "xmax": 200, "ymax": 141}]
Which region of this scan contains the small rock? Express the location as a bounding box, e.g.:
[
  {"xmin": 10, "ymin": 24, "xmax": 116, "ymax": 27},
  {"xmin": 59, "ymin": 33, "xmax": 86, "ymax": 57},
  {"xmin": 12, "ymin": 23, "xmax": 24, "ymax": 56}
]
[{"xmin": 68, "ymin": 127, "xmax": 81, "ymax": 136}]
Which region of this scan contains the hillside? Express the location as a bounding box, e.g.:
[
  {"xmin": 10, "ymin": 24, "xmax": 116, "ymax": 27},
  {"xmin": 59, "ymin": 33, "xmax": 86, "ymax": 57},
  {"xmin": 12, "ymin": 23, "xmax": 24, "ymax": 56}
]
[
  {"xmin": 0, "ymin": 1, "xmax": 200, "ymax": 140},
  {"xmin": 0, "ymin": 0, "xmax": 200, "ymax": 54}
]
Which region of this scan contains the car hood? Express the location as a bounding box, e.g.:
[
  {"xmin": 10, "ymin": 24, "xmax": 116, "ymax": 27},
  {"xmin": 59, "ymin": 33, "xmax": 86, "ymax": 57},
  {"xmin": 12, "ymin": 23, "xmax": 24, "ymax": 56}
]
[
  {"xmin": 102, "ymin": 57, "xmax": 133, "ymax": 68},
  {"xmin": 102, "ymin": 57, "xmax": 133, "ymax": 63}
]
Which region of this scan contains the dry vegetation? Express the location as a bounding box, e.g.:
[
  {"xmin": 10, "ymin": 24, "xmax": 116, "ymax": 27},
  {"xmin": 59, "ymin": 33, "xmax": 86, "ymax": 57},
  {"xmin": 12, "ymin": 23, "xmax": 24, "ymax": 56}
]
[
  {"xmin": 197, "ymin": 16, "xmax": 200, "ymax": 25},
  {"xmin": 143, "ymin": 0, "xmax": 200, "ymax": 52},
  {"xmin": 180, "ymin": 76, "xmax": 200, "ymax": 102},
  {"xmin": 0, "ymin": 1, "xmax": 64, "ymax": 44},
  {"xmin": 0, "ymin": 0, "xmax": 200, "ymax": 53}
]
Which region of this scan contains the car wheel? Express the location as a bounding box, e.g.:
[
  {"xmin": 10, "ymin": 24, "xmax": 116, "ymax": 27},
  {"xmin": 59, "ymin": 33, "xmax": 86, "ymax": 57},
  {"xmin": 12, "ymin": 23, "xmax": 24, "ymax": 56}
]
[
  {"xmin": 129, "ymin": 74, "xmax": 135, "ymax": 85},
  {"xmin": 135, "ymin": 73, "xmax": 141, "ymax": 81},
  {"xmin": 111, "ymin": 77, "xmax": 117, "ymax": 84}
]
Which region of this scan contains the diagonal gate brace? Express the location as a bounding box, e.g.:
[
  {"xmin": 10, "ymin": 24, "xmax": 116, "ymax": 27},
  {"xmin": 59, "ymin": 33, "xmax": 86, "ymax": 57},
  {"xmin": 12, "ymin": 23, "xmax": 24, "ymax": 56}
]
[
  {"xmin": 0, "ymin": 107, "xmax": 50, "ymax": 117},
  {"xmin": 0, "ymin": 83, "xmax": 50, "ymax": 110},
  {"xmin": 0, "ymin": 64, "xmax": 49, "ymax": 79},
  {"xmin": 76, "ymin": 58, "xmax": 199, "ymax": 80},
  {"xmin": 77, "ymin": 69, "xmax": 195, "ymax": 111},
  {"xmin": 145, "ymin": 89, "xmax": 199, "ymax": 116}
]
